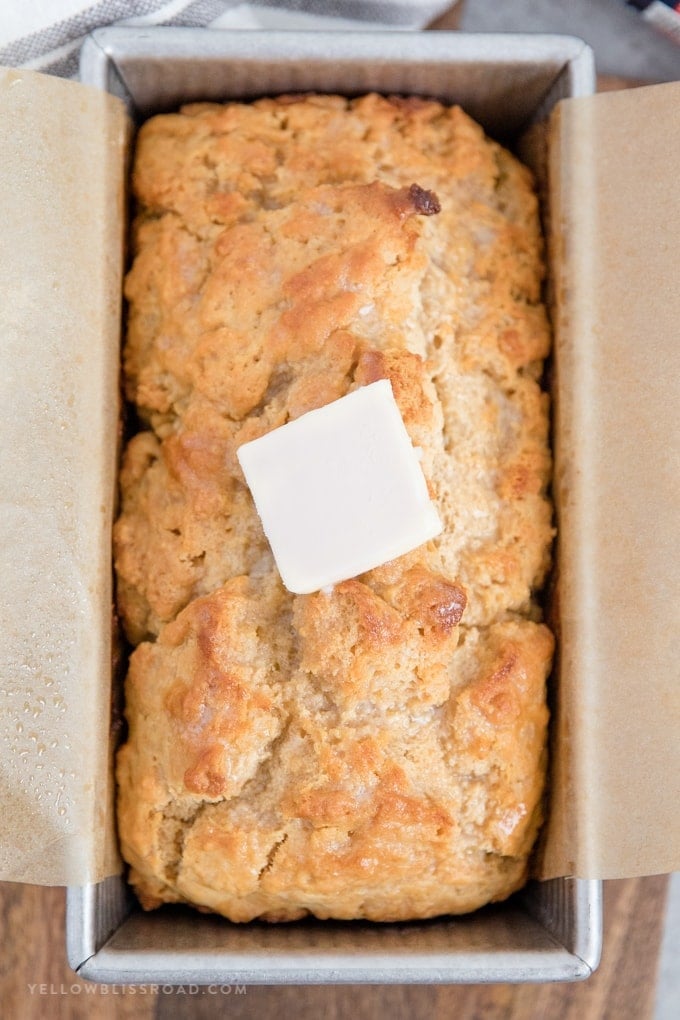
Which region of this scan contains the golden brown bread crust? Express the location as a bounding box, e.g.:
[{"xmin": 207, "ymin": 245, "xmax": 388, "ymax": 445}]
[
  {"xmin": 117, "ymin": 94, "xmax": 551, "ymax": 637},
  {"xmin": 117, "ymin": 579, "xmax": 552, "ymax": 921},
  {"xmin": 115, "ymin": 94, "xmax": 554, "ymax": 921}
]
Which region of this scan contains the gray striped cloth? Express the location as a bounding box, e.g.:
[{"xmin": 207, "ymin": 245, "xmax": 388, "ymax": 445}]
[{"xmin": 0, "ymin": 1, "xmax": 456, "ymax": 78}]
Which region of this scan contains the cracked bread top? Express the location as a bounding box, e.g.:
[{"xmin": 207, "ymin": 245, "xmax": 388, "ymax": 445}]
[
  {"xmin": 115, "ymin": 94, "xmax": 554, "ymax": 922},
  {"xmin": 117, "ymin": 577, "xmax": 552, "ymax": 921},
  {"xmin": 117, "ymin": 94, "xmax": 552, "ymax": 638}
]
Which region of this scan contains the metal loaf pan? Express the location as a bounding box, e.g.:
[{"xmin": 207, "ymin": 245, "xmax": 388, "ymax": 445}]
[{"xmin": 69, "ymin": 27, "xmax": 600, "ymax": 985}]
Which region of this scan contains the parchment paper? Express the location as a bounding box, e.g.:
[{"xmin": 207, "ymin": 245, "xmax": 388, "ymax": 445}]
[
  {"xmin": 539, "ymin": 81, "xmax": 680, "ymax": 879},
  {"xmin": 0, "ymin": 67, "xmax": 127, "ymax": 884}
]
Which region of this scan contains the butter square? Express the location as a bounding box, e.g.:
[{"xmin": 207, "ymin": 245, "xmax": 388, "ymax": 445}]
[{"xmin": 236, "ymin": 380, "xmax": 442, "ymax": 594}]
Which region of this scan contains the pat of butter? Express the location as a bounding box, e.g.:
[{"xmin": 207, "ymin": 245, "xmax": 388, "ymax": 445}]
[{"xmin": 237, "ymin": 380, "xmax": 442, "ymax": 595}]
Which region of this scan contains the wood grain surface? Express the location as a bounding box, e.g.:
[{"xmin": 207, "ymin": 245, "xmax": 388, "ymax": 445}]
[{"xmin": 0, "ymin": 876, "xmax": 670, "ymax": 1020}]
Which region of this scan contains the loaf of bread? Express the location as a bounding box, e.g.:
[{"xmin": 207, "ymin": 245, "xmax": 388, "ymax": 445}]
[{"xmin": 115, "ymin": 94, "xmax": 554, "ymax": 922}]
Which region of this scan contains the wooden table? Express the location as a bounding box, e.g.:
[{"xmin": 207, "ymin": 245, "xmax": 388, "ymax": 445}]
[{"xmin": 1, "ymin": 876, "xmax": 670, "ymax": 1019}]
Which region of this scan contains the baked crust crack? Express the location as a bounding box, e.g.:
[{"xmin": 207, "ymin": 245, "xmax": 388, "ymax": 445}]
[{"xmin": 258, "ymin": 833, "xmax": 289, "ymax": 882}]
